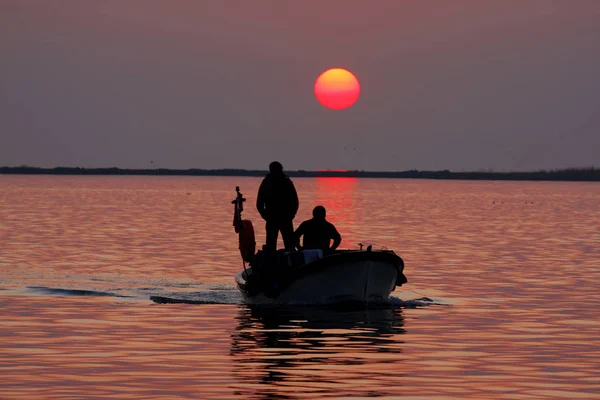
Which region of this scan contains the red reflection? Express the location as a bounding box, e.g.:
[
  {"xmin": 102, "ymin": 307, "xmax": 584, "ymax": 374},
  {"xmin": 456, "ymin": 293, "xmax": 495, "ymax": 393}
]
[{"xmin": 314, "ymin": 178, "xmax": 358, "ymax": 242}]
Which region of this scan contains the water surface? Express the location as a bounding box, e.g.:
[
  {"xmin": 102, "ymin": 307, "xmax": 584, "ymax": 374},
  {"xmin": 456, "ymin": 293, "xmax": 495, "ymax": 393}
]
[{"xmin": 1, "ymin": 176, "xmax": 599, "ymax": 398}]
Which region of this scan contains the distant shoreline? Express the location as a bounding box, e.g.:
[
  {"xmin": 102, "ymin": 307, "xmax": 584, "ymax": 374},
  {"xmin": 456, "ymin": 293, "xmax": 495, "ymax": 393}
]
[{"xmin": 1, "ymin": 166, "xmax": 599, "ymax": 181}]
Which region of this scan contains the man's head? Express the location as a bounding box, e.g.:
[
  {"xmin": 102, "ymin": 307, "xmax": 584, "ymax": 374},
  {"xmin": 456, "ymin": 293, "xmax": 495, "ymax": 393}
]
[
  {"xmin": 269, "ymin": 161, "xmax": 283, "ymax": 174},
  {"xmin": 312, "ymin": 205, "xmax": 326, "ymax": 220}
]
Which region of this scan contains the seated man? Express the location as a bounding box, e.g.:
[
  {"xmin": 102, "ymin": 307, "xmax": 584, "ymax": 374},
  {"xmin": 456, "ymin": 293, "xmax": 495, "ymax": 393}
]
[{"xmin": 295, "ymin": 206, "xmax": 342, "ymax": 252}]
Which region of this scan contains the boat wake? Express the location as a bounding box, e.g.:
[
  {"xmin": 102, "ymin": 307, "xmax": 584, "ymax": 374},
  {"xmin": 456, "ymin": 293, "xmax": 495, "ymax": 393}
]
[
  {"xmin": 10, "ymin": 284, "xmax": 444, "ymax": 308},
  {"xmin": 27, "ymin": 286, "xmax": 131, "ymax": 298},
  {"xmin": 23, "ymin": 284, "xmax": 241, "ymax": 303},
  {"xmin": 150, "ymin": 293, "xmax": 442, "ymax": 308}
]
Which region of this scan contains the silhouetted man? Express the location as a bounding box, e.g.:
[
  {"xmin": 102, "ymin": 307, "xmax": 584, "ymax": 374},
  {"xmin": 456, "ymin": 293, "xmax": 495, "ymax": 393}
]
[
  {"xmin": 256, "ymin": 161, "xmax": 299, "ymax": 251},
  {"xmin": 295, "ymin": 206, "xmax": 342, "ymax": 253}
]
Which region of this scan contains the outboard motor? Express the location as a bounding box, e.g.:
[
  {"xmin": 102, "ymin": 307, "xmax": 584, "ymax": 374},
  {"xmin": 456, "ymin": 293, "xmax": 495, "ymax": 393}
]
[{"xmin": 232, "ymin": 186, "xmax": 256, "ymax": 263}]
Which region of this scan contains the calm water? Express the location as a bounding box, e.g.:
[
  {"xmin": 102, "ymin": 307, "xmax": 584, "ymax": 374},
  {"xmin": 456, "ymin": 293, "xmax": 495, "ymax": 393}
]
[{"xmin": 1, "ymin": 175, "xmax": 599, "ymax": 399}]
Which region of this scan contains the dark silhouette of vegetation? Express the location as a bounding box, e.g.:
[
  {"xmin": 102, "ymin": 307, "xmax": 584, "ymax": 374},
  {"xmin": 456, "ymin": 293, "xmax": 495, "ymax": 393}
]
[{"xmin": 0, "ymin": 166, "xmax": 598, "ymax": 181}]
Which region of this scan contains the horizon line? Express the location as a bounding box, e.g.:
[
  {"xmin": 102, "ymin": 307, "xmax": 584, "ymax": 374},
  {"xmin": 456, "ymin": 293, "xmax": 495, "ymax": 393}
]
[
  {"xmin": 1, "ymin": 165, "xmax": 598, "ymax": 173},
  {"xmin": 1, "ymin": 166, "xmax": 598, "ymax": 182}
]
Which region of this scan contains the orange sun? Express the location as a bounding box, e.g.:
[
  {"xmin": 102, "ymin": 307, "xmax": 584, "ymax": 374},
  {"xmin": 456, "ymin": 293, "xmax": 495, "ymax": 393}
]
[{"xmin": 314, "ymin": 68, "xmax": 360, "ymax": 110}]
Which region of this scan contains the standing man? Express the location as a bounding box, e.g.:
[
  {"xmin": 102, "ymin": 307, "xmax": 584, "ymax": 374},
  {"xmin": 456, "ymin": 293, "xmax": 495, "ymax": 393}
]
[{"xmin": 256, "ymin": 161, "xmax": 299, "ymax": 251}]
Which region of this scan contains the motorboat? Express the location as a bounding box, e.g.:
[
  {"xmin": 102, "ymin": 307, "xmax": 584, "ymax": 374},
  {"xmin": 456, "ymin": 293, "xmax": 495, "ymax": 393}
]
[
  {"xmin": 231, "ymin": 187, "xmax": 407, "ymax": 305},
  {"xmin": 236, "ymin": 248, "xmax": 406, "ymax": 305}
]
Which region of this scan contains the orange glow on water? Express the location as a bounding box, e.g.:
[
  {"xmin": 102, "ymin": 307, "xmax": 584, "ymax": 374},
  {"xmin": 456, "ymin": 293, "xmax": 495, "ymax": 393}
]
[
  {"xmin": 314, "ymin": 177, "xmax": 358, "ymax": 236},
  {"xmin": 314, "ymin": 68, "xmax": 360, "ymax": 110}
]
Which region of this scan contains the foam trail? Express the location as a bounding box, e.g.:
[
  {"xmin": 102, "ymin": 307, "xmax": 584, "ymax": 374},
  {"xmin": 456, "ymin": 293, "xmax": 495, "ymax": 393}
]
[
  {"xmin": 27, "ymin": 286, "xmax": 131, "ymax": 298},
  {"xmin": 150, "ymin": 293, "xmax": 443, "ymax": 307},
  {"xmin": 23, "ymin": 285, "xmax": 444, "ymax": 308},
  {"xmin": 389, "ymin": 295, "xmax": 443, "ymax": 308},
  {"xmin": 150, "ymin": 290, "xmax": 243, "ymax": 305}
]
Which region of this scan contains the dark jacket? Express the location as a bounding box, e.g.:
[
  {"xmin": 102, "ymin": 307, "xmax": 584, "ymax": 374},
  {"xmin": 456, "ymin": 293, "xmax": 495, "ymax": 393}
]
[
  {"xmin": 295, "ymin": 218, "xmax": 342, "ymax": 252},
  {"xmin": 256, "ymin": 173, "xmax": 299, "ymax": 221}
]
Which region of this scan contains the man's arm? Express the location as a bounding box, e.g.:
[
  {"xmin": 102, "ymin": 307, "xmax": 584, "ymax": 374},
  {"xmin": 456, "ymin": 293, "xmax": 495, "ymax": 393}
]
[
  {"xmin": 294, "ymin": 222, "xmax": 306, "ymax": 250},
  {"xmin": 256, "ymin": 179, "xmax": 267, "ymax": 219},
  {"xmin": 330, "ymin": 225, "xmax": 342, "ymax": 251},
  {"xmin": 288, "ymin": 179, "xmax": 299, "ymax": 217}
]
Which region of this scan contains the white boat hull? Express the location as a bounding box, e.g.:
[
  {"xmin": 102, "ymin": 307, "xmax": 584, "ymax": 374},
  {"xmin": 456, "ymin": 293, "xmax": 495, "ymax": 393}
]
[{"xmin": 235, "ymin": 251, "xmax": 405, "ymax": 305}]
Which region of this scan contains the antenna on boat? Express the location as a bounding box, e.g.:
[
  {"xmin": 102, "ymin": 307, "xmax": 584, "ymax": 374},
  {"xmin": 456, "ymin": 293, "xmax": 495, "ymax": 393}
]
[
  {"xmin": 232, "ymin": 186, "xmax": 245, "ymax": 214},
  {"xmin": 232, "ymin": 186, "xmax": 255, "ymax": 279}
]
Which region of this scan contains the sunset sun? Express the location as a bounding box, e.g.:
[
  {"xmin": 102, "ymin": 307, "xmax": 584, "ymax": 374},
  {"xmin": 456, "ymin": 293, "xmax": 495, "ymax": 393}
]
[{"xmin": 314, "ymin": 68, "xmax": 360, "ymax": 110}]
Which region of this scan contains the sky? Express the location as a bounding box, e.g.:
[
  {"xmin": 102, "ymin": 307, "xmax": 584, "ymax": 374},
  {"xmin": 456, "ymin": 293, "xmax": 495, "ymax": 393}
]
[{"xmin": 1, "ymin": 1, "xmax": 599, "ymax": 171}]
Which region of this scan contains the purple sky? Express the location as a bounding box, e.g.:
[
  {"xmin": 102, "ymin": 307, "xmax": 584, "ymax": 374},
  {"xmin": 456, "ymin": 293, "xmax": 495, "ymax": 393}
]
[{"xmin": 2, "ymin": 1, "xmax": 599, "ymax": 171}]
